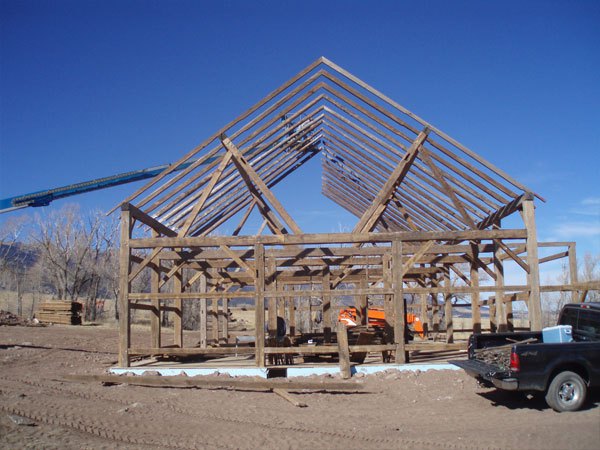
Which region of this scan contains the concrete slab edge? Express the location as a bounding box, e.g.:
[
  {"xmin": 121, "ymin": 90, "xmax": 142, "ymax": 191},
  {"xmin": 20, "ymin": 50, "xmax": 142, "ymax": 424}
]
[{"xmin": 109, "ymin": 363, "xmax": 459, "ymax": 379}]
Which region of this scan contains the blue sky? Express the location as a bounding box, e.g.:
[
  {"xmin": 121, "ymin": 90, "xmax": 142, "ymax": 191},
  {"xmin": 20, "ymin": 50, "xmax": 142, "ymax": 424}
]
[{"xmin": 1, "ymin": 0, "xmax": 599, "ymax": 277}]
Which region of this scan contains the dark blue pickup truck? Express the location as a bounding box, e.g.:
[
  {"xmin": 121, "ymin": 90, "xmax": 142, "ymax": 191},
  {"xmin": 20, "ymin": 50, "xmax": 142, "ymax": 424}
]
[{"xmin": 452, "ymin": 302, "xmax": 600, "ymax": 412}]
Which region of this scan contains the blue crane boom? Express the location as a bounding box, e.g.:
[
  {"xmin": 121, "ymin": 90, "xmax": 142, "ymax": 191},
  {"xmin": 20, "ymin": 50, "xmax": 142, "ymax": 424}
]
[{"xmin": 0, "ymin": 160, "xmax": 203, "ymax": 214}]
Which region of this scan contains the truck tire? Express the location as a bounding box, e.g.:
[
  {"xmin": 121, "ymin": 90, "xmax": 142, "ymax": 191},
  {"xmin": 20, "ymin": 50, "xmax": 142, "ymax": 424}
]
[{"xmin": 545, "ymin": 371, "xmax": 587, "ymax": 412}]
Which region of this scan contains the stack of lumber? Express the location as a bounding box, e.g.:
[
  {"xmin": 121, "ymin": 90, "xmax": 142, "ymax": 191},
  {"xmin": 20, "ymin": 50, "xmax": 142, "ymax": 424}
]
[{"xmin": 36, "ymin": 301, "xmax": 82, "ymax": 325}]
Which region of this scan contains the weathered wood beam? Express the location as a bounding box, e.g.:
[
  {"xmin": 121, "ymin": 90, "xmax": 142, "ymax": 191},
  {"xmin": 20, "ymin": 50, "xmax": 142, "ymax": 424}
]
[
  {"xmin": 221, "ymin": 134, "xmax": 302, "ymax": 235},
  {"xmin": 353, "ymin": 128, "xmax": 430, "ymax": 233}
]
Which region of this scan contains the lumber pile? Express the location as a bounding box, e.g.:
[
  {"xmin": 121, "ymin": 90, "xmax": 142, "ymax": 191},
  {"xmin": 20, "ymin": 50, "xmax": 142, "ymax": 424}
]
[
  {"xmin": 473, "ymin": 338, "xmax": 537, "ymax": 371},
  {"xmin": 36, "ymin": 301, "xmax": 82, "ymax": 325}
]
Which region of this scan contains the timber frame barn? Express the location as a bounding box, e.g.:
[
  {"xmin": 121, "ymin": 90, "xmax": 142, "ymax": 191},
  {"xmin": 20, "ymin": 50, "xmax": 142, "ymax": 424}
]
[{"xmin": 116, "ymin": 57, "xmax": 586, "ymax": 368}]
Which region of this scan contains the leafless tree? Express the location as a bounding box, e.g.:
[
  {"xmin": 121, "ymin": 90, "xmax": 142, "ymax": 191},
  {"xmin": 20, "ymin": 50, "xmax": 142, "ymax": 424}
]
[{"xmin": 0, "ymin": 215, "xmax": 31, "ymax": 316}]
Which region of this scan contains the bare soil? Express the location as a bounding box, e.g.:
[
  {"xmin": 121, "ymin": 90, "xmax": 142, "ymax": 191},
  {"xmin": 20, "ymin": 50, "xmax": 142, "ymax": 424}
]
[{"xmin": 1, "ymin": 324, "xmax": 598, "ymax": 450}]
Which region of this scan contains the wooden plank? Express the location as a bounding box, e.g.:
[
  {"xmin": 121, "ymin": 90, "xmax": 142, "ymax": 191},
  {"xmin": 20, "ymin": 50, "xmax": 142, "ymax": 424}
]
[
  {"xmin": 272, "ymin": 388, "xmax": 307, "ymax": 407},
  {"xmin": 62, "ymin": 373, "xmax": 364, "ymax": 392},
  {"xmin": 337, "ymin": 326, "xmax": 352, "ymax": 379}
]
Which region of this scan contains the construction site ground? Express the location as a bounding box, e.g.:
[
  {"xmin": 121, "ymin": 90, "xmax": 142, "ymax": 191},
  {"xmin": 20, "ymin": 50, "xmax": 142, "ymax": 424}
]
[{"xmin": 1, "ymin": 323, "xmax": 599, "ymax": 450}]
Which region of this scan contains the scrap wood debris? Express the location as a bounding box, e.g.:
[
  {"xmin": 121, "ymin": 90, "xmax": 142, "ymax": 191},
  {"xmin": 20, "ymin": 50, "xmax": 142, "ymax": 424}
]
[
  {"xmin": 473, "ymin": 337, "xmax": 538, "ymax": 370},
  {"xmin": 0, "ymin": 310, "xmax": 45, "ymax": 327}
]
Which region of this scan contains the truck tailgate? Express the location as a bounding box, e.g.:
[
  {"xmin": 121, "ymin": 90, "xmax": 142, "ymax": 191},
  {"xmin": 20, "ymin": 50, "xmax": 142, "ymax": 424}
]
[{"xmin": 450, "ymin": 359, "xmax": 506, "ymax": 378}]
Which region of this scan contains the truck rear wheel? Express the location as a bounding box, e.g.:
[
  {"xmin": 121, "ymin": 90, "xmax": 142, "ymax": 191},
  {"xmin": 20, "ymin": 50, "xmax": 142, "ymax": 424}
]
[{"xmin": 545, "ymin": 371, "xmax": 587, "ymax": 412}]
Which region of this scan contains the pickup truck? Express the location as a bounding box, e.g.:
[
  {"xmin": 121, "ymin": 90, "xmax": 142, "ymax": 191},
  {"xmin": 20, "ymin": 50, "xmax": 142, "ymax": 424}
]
[{"xmin": 451, "ymin": 302, "xmax": 600, "ymax": 412}]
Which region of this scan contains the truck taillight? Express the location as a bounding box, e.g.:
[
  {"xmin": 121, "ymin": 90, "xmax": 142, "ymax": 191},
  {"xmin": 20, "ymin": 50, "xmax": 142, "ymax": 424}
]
[{"xmin": 509, "ymin": 350, "xmax": 520, "ymax": 372}]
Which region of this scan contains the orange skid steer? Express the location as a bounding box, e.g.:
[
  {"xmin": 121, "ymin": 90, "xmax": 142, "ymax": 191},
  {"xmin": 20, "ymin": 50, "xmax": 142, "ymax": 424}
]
[{"xmin": 338, "ymin": 307, "xmax": 425, "ymax": 338}]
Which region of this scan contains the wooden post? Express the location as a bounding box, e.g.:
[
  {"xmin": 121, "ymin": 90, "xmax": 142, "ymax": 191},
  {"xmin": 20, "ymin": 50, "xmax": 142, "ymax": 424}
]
[
  {"xmin": 211, "ymin": 296, "xmax": 219, "ymax": 344},
  {"xmin": 118, "ymin": 206, "xmax": 132, "ymax": 367},
  {"xmin": 392, "ymin": 239, "xmax": 406, "ymax": 364},
  {"xmin": 470, "ymin": 244, "xmax": 481, "ymax": 334},
  {"xmin": 420, "ymin": 291, "xmax": 428, "ymax": 338},
  {"xmin": 174, "ymin": 270, "xmax": 183, "ymax": 347},
  {"xmin": 569, "ymin": 243, "xmax": 579, "ymax": 302},
  {"xmin": 220, "ymin": 297, "xmax": 229, "ymax": 344},
  {"xmin": 336, "ymin": 325, "xmax": 351, "ymax": 379},
  {"xmin": 288, "ymin": 285, "xmax": 296, "ymax": 337},
  {"xmin": 494, "ymin": 229, "xmax": 506, "ymax": 332},
  {"xmin": 150, "ymin": 230, "xmax": 161, "ymax": 350},
  {"xmin": 267, "ymin": 258, "xmax": 277, "ymax": 337},
  {"xmin": 431, "ymin": 273, "xmax": 440, "ymax": 334},
  {"xmin": 382, "ymin": 253, "xmax": 394, "ymax": 342},
  {"xmin": 322, "ymin": 266, "xmax": 332, "ymax": 343},
  {"xmin": 443, "ymin": 266, "xmax": 453, "ymax": 343},
  {"xmin": 357, "ymin": 277, "xmax": 368, "ymax": 325},
  {"xmin": 255, "ymin": 243, "xmax": 266, "ymax": 368},
  {"xmin": 199, "ymin": 273, "xmax": 207, "ymax": 348},
  {"xmin": 522, "ymin": 198, "xmax": 542, "ymax": 331}
]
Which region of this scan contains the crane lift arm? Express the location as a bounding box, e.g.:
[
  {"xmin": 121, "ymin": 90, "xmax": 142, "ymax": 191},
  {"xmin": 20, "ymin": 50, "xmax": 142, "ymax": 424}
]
[{"xmin": 0, "ymin": 160, "xmax": 210, "ymax": 214}]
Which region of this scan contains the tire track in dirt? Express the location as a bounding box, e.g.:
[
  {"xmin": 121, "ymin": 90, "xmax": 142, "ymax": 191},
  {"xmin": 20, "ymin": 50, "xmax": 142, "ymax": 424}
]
[{"xmin": 1, "ymin": 375, "xmax": 497, "ymax": 450}]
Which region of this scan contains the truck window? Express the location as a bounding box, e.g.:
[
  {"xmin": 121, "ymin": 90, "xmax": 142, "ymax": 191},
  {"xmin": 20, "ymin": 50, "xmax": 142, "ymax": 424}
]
[
  {"xmin": 576, "ymin": 310, "xmax": 600, "ymax": 341},
  {"xmin": 559, "ymin": 307, "xmax": 579, "ymax": 329}
]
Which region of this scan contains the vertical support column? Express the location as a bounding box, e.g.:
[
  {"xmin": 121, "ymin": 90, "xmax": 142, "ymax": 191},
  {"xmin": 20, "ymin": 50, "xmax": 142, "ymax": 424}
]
[
  {"xmin": 431, "ymin": 273, "xmax": 440, "ymax": 334},
  {"xmin": 118, "ymin": 206, "xmax": 132, "ymax": 367},
  {"xmin": 199, "ymin": 273, "xmax": 207, "ymax": 348},
  {"xmin": 522, "ymin": 198, "xmax": 542, "ymax": 331},
  {"xmin": 254, "ymin": 243, "xmax": 266, "ymax": 368},
  {"xmin": 392, "ymin": 239, "xmax": 406, "ymax": 364},
  {"xmin": 220, "ymin": 297, "xmax": 229, "ymax": 344},
  {"xmin": 569, "ymin": 243, "xmax": 579, "ymax": 302},
  {"xmin": 150, "ymin": 230, "xmax": 161, "ymax": 350},
  {"xmin": 382, "ymin": 253, "xmax": 394, "ymax": 341},
  {"xmin": 494, "ymin": 233, "xmax": 506, "ymax": 332},
  {"xmin": 322, "ymin": 266, "xmax": 332, "ymax": 343},
  {"xmin": 357, "ymin": 277, "xmax": 368, "ymax": 325},
  {"xmin": 211, "ymin": 295, "xmax": 219, "ymax": 344},
  {"xmin": 267, "ymin": 257, "xmax": 277, "ymax": 337},
  {"xmin": 288, "ymin": 285, "xmax": 296, "ymax": 337},
  {"xmin": 470, "ymin": 244, "xmax": 481, "ymax": 334},
  {"xmin": 443, "ymin": 265, "xmax": 453, "ymax": 343},
  {"xmin": 173, "ymin": 270, "xmax": 183, "ymax": 348},
  {"xmin": 420, "ymin": 291, "xmax": 428, "ymax": 338}
]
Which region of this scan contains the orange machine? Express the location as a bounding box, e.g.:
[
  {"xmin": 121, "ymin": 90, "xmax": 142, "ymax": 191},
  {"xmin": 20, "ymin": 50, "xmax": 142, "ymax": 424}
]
[{"xmin": 338, "ymin": 307, "xmax": 425, "ymax": 338}]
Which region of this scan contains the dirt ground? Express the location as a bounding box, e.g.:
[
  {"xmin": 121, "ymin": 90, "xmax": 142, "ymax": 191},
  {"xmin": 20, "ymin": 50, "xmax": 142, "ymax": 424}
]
[{"xmin": 1, "ymin": 324, "xmax": 598, "ymax": 450}]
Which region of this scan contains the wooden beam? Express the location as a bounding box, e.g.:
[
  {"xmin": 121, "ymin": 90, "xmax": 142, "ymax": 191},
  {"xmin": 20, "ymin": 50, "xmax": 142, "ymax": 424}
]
[
  {"xmin": 178, "ymin": 151, "xmax": 233, "ymax": 237},
  {"xmin": 337, "ymin": 326, "xmax": 352, "ymax": 379},
  {"xmin": 221, "ymin": 134, "xmax": 302, "ymax": 235},
  {"xmin": 522, "ymin": 199, "xmax": 542, "ymax": 331},
  {"xmin": 126, "ymin": 203, "xmax": 177, "ymax": 237},
  {"xmin": 118, "ymin": 207, "xmax": 132, "ymax": 367},
  {"xmin": 129, "ymin": 229, "xmax": 528, "ymax": 249},
  {"xmin": 392, "ymin": 240, "xmax": 406, "ymax": 363},
  {"xmin": 353, "ymin": 128, "xmax": 430, "ymax": 233},
  {"xmin": 255, "ymin": 243, "xmax": 266, "ymax": 368}
]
